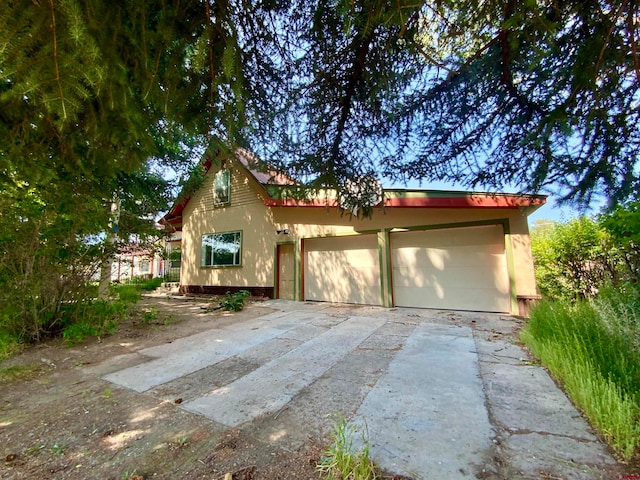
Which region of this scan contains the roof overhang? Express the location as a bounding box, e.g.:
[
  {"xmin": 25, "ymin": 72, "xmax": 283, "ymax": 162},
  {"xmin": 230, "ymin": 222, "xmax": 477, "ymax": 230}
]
[{"xmin": 264, "ymin": 188, "xmax": 547, "ymax": 214}]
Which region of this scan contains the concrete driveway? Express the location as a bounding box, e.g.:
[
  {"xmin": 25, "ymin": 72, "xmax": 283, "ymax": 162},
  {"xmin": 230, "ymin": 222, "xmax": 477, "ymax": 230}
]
[{"xmin": 102, "ymin": 300, "xmax": 616, "ymax": 479}]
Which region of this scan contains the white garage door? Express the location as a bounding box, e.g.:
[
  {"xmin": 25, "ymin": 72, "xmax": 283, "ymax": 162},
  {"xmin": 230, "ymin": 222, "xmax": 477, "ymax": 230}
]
[
  {"xmin": 304, "ymin": 235, "xmax": 381, "ymax": 305},
  {"xmin": 391, "ymin": 225, "xmax": 511, "ymax": 312}
]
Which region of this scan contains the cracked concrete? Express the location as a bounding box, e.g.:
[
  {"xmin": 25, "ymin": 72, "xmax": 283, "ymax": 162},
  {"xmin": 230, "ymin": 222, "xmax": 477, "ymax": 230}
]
[
  {"xmin": 100, "ymin": 299, "xmax": 621, "ymax": 479},
  {"xmin": 473, "ymin": 317, "xmax": 617, "ymax": 479}
]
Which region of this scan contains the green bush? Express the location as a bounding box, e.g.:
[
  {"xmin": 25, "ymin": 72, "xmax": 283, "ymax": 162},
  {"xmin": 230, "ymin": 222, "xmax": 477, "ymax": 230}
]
[
  {"xmin": 530, "ymin": 217, "xmax": 609, "ymax": 299},
  {"xmin": 0, "ymin": 330, "xmax": 23, "ymax": 362},
  {"xmin": 139, "ymin": 277, "xmax": 163, "ymax": 291},
  {"xmin": 521, "ymin": 297, "xmax": 640, "ymax": 459},
  {"xmin": 219, "ymin": 290, "xmax": 250, "ymax": 312},
  {"xmin": 61, "ymin": 300, "xmax": 126, "ymax": 345}
]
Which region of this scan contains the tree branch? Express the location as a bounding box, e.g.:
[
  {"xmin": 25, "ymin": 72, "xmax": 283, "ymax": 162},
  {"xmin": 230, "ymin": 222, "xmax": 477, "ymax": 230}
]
[
  {"xmin": 49, "ymin": 0, "xmax": 66, "ymax": 120},
  {"xmin": 329, "ymin": 30, "xmax": 374, "ymax": 168}
]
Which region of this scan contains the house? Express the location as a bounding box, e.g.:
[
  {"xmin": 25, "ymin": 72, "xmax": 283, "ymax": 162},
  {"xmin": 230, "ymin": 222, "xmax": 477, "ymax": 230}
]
[
  {"xmin": 110, "ymin": 244, "xmax": 164, "ymax": 282},
  {"xmin": 161, "ymin": 150, "xmax": 546, "ymax": 315}
]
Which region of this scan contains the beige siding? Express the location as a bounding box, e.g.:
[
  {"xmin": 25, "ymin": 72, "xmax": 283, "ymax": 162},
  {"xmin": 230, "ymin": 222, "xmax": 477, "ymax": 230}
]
[
  {"xmin": 271, "ymin": 207, "xmax": 539, "ymax": 301},
  {"xmin": 181, "ymin": 164, "xmax": 277, "ymax": 287}
]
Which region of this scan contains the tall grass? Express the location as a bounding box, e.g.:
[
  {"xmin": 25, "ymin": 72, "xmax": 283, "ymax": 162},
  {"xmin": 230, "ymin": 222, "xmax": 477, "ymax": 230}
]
[
  {"xmin": 521, "ymin": 295, "xmax": 640, "ymax": 459},
  {"xmin": 317, "ymin": 416, "xmax": 378, "ymax": 480}
]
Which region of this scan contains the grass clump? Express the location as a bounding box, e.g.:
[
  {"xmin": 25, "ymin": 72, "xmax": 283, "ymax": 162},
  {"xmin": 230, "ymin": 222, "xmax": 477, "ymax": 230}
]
[
  {"xmin": 317, "ymin": 416, "xmax": 378, "ymax": 480},
  {"xmin": 0, "ymin": 330, "xmax": 23, "ymax": 361},
  {"xmin": 521, "ymin": 295, "xmax": 640, "ymax": 459},
  {"xmin": 0, "ymin": 364, "xmax": 42, "ymax": 383}
]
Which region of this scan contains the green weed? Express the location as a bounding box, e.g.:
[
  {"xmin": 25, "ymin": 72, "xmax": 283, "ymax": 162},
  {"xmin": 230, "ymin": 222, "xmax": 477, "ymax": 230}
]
[
  {"xmin": 317, "ymin": 416, "xmax": 378, "ymax": 480},
  {"xmin": 121, "ymin": 469, "xmax": 142, "ymax": 480},
  {"xmin": 49, "ymin": 443, "xmax": 67, "ymax": 455},
  {"xmin": 139, "ymin": 309, "xmax": 157, "ymax": 325},
  {"xmin": 114, "ymin": 285, "xmax": 142, "ymax": 303},
  {"xmin": 61, "ymin": 300, "xmax": 125, "ymax": 345},
  {"xmin": 219, "ymin": 290, "xmax": 250, "ymax": 312},
  {"xmin": 521, "ymin": 297, "xmax": 640, "ymax": 459}
]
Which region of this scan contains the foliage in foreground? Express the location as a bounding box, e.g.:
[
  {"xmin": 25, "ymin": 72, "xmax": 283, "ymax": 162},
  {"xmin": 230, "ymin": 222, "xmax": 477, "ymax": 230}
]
[
  {"xmin": 531, "ymin": 203, "xmax": 640, "ymax": 300},
  {"xmin": 521, "ymin": 290, "xmax": 640, "ymax": 460},
  {"xmin": 0, "ymin": 278, "xmax": 163, "ymax": 360},
  {"xmin": 317, "ymin": 416, "xmax": 378, "ymax": 480}
]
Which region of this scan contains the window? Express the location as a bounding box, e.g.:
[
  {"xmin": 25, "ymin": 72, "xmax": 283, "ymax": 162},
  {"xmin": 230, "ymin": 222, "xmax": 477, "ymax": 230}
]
[
  {"xmin": 202, "ymin": 231, "xmax": 241, "ymax": 267},
  {"xmin": 213, "ymin": 169, "xmax": 230, "ymax": 205},
  {"xmin": 139, "ymin": 261, "xmax": 150, "ymax": 273}
]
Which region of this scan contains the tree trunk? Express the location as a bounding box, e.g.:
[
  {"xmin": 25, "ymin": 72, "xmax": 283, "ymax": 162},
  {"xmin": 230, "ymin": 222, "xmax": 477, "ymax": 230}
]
[{"xmin": 98, "ymin": 198, "xmax": 121, "ymax": 300}]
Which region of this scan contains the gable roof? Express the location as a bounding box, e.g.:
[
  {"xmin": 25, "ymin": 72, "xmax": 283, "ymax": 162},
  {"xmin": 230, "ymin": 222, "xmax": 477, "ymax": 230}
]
[
  {"xmin": 160, "ymin": 150, "xmax": 547, "ymax": 230},
  {"xmin": 160, "ymin": 149, "xmax": 295, "ymax": 229}
]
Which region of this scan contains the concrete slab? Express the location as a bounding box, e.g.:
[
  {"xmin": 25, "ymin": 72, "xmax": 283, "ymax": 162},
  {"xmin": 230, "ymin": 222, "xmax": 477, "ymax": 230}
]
[
  {"xmin": 503, "ymin": 432, "xmax": 616, "ymax": 479},
  {"xmin": 182, "ymin": 315, "xmax": 386, "ymax": 427},
  {"xmin": 475, "ymin": 335, "xmax": 617, "ymax": 479},
  {"xmin": 353, "ymin": 323, "xmax": 494, "ymax": 480},
  {"xmin": 482, "ymin": 361, "xmax": 598, "ymax": 439},
  {"xmin": 103, "ymin": 310, "xmax": 319, "ymax": 392},
  {"xmin": 98, "ymin": 302, "xmax": 619, "ymax": 479}
]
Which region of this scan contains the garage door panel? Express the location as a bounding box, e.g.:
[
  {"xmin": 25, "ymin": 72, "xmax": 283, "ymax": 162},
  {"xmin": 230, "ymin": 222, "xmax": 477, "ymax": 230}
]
[
  {"xmin": 392, "ymin": 266, "xmax": 510, "ymax": 291},
  {"xmin": 391, "ymin": 225, "xmax": 511, "ymax": 313},
  {"xmin": 305, "ymin": 235, "xmax": 381, "ymax": 306},
  {"xmin": 394, "ymin": 247, "xmax": 505, "ymax": 269},
  {"xmin": 394, "ymin": 286, "xmax": 509, "ymax": 311},
  {"xmin": 391, "ymin": 227, "xmax": 501, "ymax": 249}
]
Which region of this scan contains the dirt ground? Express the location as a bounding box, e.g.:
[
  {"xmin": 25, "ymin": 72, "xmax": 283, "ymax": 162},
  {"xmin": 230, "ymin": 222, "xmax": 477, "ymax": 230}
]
[{"xmin": 0, "ymin": 296, "xmax": 416, "ymax": 480}]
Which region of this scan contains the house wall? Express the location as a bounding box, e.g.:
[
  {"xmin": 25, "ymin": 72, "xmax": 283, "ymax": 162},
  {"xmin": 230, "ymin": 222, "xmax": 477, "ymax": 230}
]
[
  {"xmin": 180, "ymin": 163, "xmax": 539, "ymax": 310},
  {"xmin": 181, "ymin": 164, "xmax": 279, "ymax": 291}
]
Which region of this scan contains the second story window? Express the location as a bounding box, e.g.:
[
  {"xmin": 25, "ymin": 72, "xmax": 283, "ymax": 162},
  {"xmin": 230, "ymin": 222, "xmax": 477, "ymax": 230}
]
[{"xmin": 213, "ymin": 169, "xmax": 230, "ymax": 205}]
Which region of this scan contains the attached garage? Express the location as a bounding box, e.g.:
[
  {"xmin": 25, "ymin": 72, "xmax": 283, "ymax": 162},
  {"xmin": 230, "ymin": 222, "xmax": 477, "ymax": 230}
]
[
  {"xmin": 304, "ymin": 235, "xmax": 382, "ymax": 305},
  {"xmin": 390, "ymin": 225, "xmax": 512, "ymax": 313}
]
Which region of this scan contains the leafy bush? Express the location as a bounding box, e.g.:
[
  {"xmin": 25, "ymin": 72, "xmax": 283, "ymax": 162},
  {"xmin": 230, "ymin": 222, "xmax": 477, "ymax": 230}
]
[
  {"xmin": 0, "ymin": 330, "xmax": 23, "ymax": 362},
  {"xmin": 61, "ymin": 300, "xmax": 127, "ymax": 345},
  {"xmin": 219, "ymin": 290, "xmax": 250, "ymax": 311},
  {"xmin": 139, "ymin": 277, "xmax": 163, "ymax": 291},
  {"xmin": 530, "ymin": 217, "xmax": 609, "ymax": 299},
  {"xmin": 521, "ymin": 297, "xmax": 640, "ymax": 459}
]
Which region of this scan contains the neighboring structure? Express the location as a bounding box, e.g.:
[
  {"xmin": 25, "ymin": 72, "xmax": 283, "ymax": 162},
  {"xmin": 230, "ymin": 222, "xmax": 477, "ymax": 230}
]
[
  {"xmin": 164, "ymin": 232, "xmax": 182, "ymax": 282},
  {"xmin": 110, "ymin": 244, "xmax": 164, "ymax": 282},
  {"xmin": 161, "ymin": 150, "xmax": 546, "ymax": 315}
]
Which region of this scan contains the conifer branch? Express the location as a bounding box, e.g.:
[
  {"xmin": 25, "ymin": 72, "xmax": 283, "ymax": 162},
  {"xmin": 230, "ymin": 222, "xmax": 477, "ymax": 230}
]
[
  {"xmin": 629, "ymin": 2, "xmax": 640, "ymax": 83},
  {"xmin": 49, "ymin": 0, "xmax": 66, "ymax": 120}
]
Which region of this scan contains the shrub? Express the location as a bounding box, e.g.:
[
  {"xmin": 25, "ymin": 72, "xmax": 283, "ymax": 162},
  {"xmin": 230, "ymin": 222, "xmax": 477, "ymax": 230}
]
[
  {"xmin": 113, "ymin": 284, "xmax": 142, "ymax": 303},
  {"xmin": 530, "ymin": 218, "xmax": 609, "ymax": 299},
  {"xmin": 61, "ymin": 300, "xmax": 127, "ymax": 345},
  {"xmin": 219, "ymin": 290, "xmax": 250, "ymax": 312}
]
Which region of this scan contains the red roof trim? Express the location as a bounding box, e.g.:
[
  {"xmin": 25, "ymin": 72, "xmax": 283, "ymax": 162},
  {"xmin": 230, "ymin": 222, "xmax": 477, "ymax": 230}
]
[
  {"xmin": 264, "ymin": 195, "xmax": 546, "ymax": 209},
  {"xmin": 264, "ymin": 198, "xmax": 339, "ymax": 207}
]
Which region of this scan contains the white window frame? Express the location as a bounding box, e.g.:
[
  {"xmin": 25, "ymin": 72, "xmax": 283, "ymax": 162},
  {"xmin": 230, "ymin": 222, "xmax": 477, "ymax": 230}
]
[
  {"xmin": 213, "ymin": 169, "xmax": 230, "ymax": 205},
  {"xmin": 201, "ymin": 231, "xmax": 242, "ymax": 267}
]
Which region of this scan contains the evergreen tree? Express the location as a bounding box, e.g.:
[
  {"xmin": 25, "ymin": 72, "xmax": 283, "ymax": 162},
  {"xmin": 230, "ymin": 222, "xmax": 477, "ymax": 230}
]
[{"xmin": 251, "ymin": 0, "xmax": 640, "ymax": 207}]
